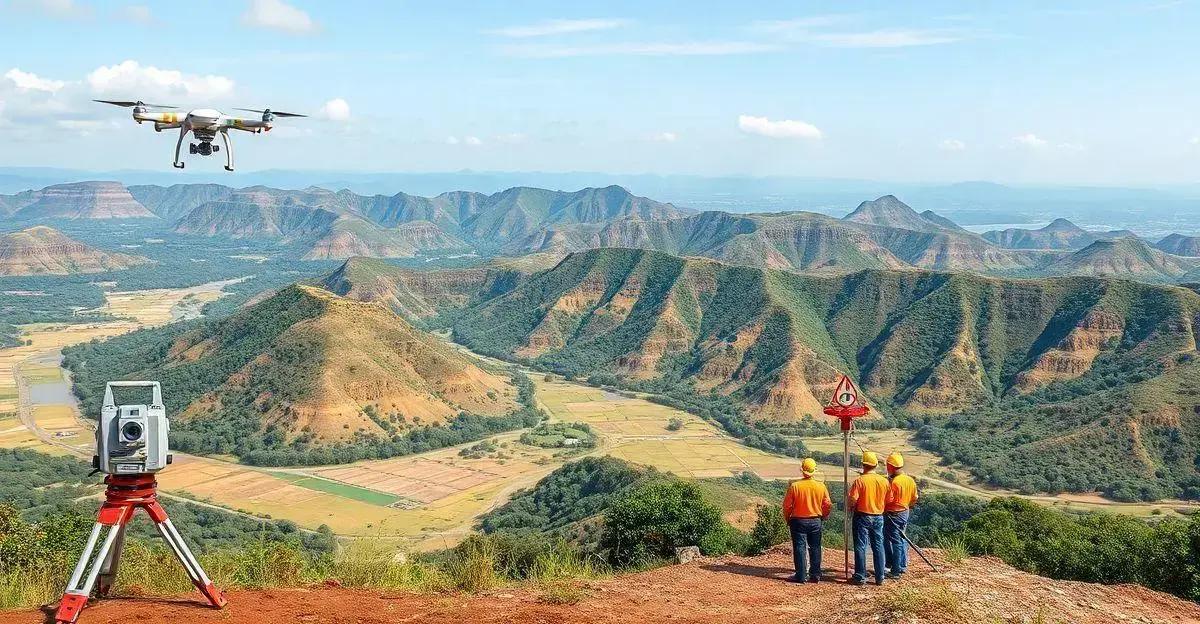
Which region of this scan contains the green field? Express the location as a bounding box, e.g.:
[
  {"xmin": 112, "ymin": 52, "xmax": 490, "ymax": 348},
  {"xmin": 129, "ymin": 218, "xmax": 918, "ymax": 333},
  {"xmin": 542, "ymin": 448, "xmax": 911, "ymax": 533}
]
[{"xmin": 267, "ymin": 471, "xmax": 406, "ymax": 507}]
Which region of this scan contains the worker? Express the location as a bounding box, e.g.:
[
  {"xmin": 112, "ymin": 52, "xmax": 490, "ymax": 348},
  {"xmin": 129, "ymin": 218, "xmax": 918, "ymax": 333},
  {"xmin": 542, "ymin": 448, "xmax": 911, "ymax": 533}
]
[
  {"xmin": 884, "ymin": 452, "xmax": 919, "ymax": 579},
  {"xmin": 847, "ymin": 450, "xmax": 888, "ymax": 586},
  {"xmin": 781, "ymin": 457, "xmax": 831, "ymax": 583}
]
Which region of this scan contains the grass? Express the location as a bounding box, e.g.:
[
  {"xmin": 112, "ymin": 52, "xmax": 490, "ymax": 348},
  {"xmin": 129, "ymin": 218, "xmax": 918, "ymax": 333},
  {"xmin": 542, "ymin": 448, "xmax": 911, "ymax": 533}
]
[
  {"xmin": 939, "ymin": 535, "xmax": 969, "ymax": 565},
  {"xmin": 268, "ymin": 471, "xmax": 405, "ymax": 507},
  {"xmin": 537, "ymin": 580, "xmax": 590, "ymax": 605},
  {"xmin": 878, "ymin": 583, "xmax": 962, "ymax": 616},
  {"xmin": 0, "ymin": 532, "xmax": 610, "ymax": 611}
]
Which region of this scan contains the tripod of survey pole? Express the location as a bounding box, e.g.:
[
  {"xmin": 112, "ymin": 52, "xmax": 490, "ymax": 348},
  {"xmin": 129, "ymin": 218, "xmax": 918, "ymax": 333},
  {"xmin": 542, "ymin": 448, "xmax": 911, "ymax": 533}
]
[
  {"xmin": 823, "ymin": 402, "xmax": 869, "ymax": 581},
  {"xmin": 53, "ymin": 474, "xmax": 226, "ymax": 624}
]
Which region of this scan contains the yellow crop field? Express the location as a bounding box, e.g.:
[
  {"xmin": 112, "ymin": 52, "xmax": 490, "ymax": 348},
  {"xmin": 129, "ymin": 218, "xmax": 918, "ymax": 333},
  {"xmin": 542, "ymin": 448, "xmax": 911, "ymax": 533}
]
[{"xmin": 533, "ymin": 379, "xmax": 805, "ymax": 480}]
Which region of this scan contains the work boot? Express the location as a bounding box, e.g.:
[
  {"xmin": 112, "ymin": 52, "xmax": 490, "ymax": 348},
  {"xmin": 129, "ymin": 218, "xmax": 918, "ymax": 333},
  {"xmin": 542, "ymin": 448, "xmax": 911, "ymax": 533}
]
[
  {"xmin": 850, "ymin": 578, "xmax": 866, "ymax": 586},
  {"xmin": 787, "ymin": 574, "xmax": 805, "ymax": 583},
  {"xmin": 886, "ymin": 571, "xmax": 902, "ymax": 580},
  {"xmin": 808, "ymin": 577, "xmax": 819, "ymax": 584}
]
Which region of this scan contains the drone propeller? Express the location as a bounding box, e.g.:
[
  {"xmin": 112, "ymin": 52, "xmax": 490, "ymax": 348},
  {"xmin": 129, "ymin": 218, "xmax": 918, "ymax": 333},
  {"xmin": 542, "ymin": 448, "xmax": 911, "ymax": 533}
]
[
  {"xmin": 93, "ymin": 99, "xmax": 178, "ymax": 109},
  {"xmin": 233, "ymin": 108, "xmax": 307, "ymax": 118}
]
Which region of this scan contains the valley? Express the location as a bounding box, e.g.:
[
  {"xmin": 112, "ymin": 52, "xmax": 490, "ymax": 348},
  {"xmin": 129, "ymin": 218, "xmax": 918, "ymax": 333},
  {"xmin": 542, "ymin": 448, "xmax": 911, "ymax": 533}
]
[
  {"xmin": 0, "ymin": 179, "xmax": 1198, "ymax": 550},
  {"xmin": 0, "ymin": 273, "xmax": 1194, "ymax": 553}
]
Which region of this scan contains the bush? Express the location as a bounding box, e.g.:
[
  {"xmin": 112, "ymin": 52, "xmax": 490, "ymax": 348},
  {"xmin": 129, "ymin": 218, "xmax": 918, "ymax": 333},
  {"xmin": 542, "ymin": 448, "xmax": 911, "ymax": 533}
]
[
  {"xmin": 697, "ymin": 521, "xmax": 750, "ymax": 556},
  {"xmin": 600, "ymin": 480, "xmax": 724, "ymax": 567},
  {"xmin": 747, "ymin": 505, "xmax": 789, "ymax": 555}
]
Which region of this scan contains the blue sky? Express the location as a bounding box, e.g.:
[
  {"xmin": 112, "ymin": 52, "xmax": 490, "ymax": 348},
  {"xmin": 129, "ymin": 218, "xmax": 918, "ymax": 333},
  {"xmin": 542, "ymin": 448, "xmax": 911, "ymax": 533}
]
[{"xmin": 1, "ymin": 0, "xmax": 1197, "ymax": 184}]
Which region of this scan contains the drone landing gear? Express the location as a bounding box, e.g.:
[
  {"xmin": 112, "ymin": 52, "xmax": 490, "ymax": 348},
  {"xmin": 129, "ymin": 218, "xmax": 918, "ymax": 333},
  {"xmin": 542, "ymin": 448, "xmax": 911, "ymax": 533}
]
[
  {"xmin": 53, "ymin": 475, "xmax": 226, "ymax": 624},
  {"xmin": 173, "ymin": 126, "xmax": 187, "ymax": 170},
  {"xmin": 220, "ymin": 130, "xmax": 234, "ymax": 172}
]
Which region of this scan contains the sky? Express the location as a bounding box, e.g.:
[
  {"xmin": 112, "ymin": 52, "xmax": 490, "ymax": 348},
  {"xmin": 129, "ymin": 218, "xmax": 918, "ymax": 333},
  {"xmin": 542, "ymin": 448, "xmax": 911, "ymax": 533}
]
[{"xmin": 0, "ymin": 0, "xmax": 1198, "ymax": 185}]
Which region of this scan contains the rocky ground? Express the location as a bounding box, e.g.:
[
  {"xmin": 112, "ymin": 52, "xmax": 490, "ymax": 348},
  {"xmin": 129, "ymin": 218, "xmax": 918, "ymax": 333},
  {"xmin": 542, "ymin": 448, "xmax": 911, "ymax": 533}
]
[{"xmin": 3, "ymin": 547, "xmax": 1196, "ymax": 624}]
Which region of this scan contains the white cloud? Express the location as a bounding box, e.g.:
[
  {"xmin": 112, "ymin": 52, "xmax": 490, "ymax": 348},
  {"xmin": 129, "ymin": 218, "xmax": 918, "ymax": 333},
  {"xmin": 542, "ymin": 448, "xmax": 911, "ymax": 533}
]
[
  {"xmin": 939, "ymin": 138, "xmax": 966, "ymax": 151},
  {"xmin": 87, "ymin": 60, "xmax": 234, "ymax": 101},
  {"xmin": 487, "ymin": 18, "xmax": 627, "ymax": 38},
  {"xmin": 652, "ymin": 131, "xmax": 678, "ymax": 142},
  {"xmin": 751, "ymin": 16, "xmax": 967, "ymax": 48},
  {"xmin": 1012, "ymin": 133, "xmax": 1086, "ymax": 152},
  {"xmin": 116, "ymin": 5, "xmax": 154, "ymax": 24},
  {"xmin": 809, "ymin": 29, "xmax": 963, "ymax": 48},
  {"xmin": 1013, "ymin": 133, "xmax": 1048, "ymax": 148},
  {"xmin": 317, "ymin": 97, "xmax": 350, "ymax": 121},
  {"xmin": 56, "ymin": 119, "xmax": 120, "ymax": 134},
  {"xmin": 750, "ymin": 15, "xmax": 852, "ymax": 33},
  {"xmin": 10, "ymin": 0, "xmax": 90, "ymax": 19},
  {"xmin": 501, "ymin": 41, "xmax": 780, "ymax": 58},
  {"xmin": 737, "ymin": 115, "xmax": 822, "ymax": 140},
  {"xmin": 493, "ymin": 132, "xmax": 527, "ymax": 144},
  {"xmin": 4, "ymin": 68, "xmax": 65, "ymax": 93},
  {"xmin": 446, "ymin": 135, "xmax": 483, "ymax": 146},
  {"xmin": 241, "ymin": 0, "xmax": 318, "ymax": 35}
]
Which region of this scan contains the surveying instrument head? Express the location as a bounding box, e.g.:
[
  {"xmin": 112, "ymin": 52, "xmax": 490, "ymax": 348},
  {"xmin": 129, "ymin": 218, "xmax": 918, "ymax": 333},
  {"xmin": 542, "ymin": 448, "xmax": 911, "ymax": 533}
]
[
  {"xmin": 94, "ymin": 381, "xmax": 171, "ymax": 475},
  {"xmin": 55, "ymin": 380, "xmax": 226, "ymax": 624}
]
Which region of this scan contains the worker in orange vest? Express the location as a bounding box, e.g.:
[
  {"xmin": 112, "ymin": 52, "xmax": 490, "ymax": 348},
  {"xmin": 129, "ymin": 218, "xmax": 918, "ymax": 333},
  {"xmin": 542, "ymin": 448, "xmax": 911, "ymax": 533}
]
[
  {"xmin": 884, "ymin": 452, "xmax": 919, "ymax": 579},
  {"xmin": 782, "ymin": 457, "xmax": 831, "ymax": 583},
  {"xmin": 847, "ymin": 451, "xmax": 888, "ymax": 586}
]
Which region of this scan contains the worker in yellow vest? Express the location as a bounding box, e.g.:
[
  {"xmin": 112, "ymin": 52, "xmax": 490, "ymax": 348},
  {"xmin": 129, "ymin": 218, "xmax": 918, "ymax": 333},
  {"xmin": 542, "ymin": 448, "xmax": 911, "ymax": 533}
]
[
  {"xmin": 884, "ymin": 452, "xmax": 919, "ymax": 579},
  {"xmin": 847, "ymin": 451, "xmax": 888, "ymax": 585},
  {"xmin": 782, "ymin": 458, "xmax": 832, "ymax": 583}
]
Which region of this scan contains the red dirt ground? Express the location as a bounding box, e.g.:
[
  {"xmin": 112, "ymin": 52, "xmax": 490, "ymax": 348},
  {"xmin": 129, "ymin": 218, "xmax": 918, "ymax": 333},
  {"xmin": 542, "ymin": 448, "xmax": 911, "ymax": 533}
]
[{"xmin": 3, "ymin": 548, "xmax": 1197, "ymax": 624}]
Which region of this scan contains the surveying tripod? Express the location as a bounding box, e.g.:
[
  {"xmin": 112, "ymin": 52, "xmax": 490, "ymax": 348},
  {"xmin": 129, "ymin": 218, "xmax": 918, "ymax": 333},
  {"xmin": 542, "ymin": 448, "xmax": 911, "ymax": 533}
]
[{"xmin": 53, "ymin": 474, "xmax": 226, "ymax": 623}]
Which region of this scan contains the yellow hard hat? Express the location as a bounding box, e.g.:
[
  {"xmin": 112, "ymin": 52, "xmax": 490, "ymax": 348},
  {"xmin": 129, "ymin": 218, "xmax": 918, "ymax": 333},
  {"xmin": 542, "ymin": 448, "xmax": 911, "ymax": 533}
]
[
  {"xmin": 887, "ymin": 452, "xmax": 904, "ymax": 469},
  {"xmin": 862, "ymin": 451, "xmax": 878, "ymax": 466},
  {"xmin": 801, "ymin": 458, "xmax": 817, "ymax": 475}
]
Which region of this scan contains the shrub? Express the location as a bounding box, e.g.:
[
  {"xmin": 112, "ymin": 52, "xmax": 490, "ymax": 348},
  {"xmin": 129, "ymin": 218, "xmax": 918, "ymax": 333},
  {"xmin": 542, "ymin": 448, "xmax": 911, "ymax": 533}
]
[
  {"xmin": 698, "ymin": 521, "xmax": 750, "ymax": 556},
  {"xmin": 600, "ymin": 480, "xmax": 724, "ymax": 567},
  {"xmin": 747, "ymin": 505, "xmax": 789, "ymax": 555}
]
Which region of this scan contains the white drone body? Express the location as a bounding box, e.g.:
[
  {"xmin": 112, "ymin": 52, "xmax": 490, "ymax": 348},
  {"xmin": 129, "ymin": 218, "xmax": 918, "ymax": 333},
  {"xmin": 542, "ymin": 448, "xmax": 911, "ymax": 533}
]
[{"xmin": 95, "ymin": 100, "xmax": 306, "ymax": 171}]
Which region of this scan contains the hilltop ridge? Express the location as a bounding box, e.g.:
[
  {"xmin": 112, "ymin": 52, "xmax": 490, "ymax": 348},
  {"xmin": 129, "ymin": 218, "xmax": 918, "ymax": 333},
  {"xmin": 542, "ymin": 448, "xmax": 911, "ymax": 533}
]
[
  {"xmin": 0, "ymin": 225, "xmax": 149, "ymax": 275},
  {"xmin": 3, "ymin": 547, "xmax": 1191, "ymax": 624}
]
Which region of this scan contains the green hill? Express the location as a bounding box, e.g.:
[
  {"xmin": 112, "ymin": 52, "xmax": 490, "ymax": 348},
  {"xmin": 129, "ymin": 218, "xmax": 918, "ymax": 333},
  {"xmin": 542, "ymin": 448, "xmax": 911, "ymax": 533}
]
[
  {"xmin": 63, "ymin": 285, "xmax": 532, "ymax": 465},
  {"xmin": 1041, "ymin": 237, "xmax": 1197, "ymax": 282}
]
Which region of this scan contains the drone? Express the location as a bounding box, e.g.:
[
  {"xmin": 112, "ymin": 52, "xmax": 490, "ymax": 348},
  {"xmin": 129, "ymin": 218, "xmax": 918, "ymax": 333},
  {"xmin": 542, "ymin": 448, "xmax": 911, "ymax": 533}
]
[{"xmin": 94, "ymin": 100, "xmax": 306, "ymax": 171}]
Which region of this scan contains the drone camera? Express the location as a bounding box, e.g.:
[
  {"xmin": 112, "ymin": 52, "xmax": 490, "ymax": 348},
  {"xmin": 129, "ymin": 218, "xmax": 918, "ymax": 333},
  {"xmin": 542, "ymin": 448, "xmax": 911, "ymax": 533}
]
[
  {"xmin": 189, "ymin": 142, "xmax": 218, "ymax": 156},
  {"xmin": 95, "ymin": 381, "xmax": 170, "ymax": 475}
]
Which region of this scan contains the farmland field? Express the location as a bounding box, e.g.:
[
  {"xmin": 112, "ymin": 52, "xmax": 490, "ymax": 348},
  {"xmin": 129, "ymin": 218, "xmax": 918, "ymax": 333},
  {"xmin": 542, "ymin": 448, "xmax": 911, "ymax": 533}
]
[{"xmin": 534, "ymin": 379, "xmax": 806, "ymax": 479}]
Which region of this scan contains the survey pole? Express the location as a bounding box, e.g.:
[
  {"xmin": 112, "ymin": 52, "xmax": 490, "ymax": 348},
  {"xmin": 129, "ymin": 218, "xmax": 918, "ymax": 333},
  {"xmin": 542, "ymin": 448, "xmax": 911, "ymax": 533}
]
[
  {"xmin": 843, "ymin": 426, "xmax": 850, "ymax": 578},
  {"xmin": 823, "ymin": 375, "xmax": 869, "ymax": 582}
]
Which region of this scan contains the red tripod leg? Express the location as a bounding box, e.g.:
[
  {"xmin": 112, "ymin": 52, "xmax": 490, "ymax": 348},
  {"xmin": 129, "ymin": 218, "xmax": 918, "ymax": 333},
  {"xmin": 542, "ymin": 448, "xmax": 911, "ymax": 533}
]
[
  {"xmin": 54, "ymin": 503, "xmax": 134, "ymax": 624},
  {"xmin": 146, "ymin": 501, "xmax": 227, "ymax": 608},
  {"xmin": 95, "ymin": 518, "xmax": 130, "ymax": 597}
]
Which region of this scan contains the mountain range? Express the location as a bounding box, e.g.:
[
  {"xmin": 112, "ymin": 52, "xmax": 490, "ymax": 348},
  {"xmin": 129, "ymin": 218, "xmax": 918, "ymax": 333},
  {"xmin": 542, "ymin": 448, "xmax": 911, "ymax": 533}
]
[
  {"xmin": 4, "ymin": 181, "xmax": 1200, "ymax": 282},
  {"xmin": 0, "ymin": 226, "xmax": 149, "ymax": 275},
  {"xmin": 323, "ymin": 248, "xmax": 1200, "ymax": 420},
  {"xmin": 314, "ymin": 247, "xmax": 1200, "ymax": 498}
]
